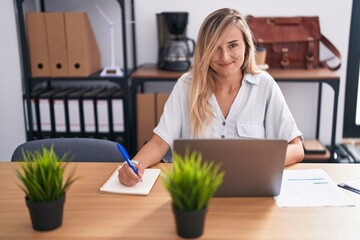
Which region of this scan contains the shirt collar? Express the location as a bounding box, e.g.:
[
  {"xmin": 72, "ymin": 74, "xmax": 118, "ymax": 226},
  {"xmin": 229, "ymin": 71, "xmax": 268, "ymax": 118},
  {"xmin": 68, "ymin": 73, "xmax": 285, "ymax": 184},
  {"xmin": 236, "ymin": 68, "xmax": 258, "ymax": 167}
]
[{"xmin": 243, "ymin": 73, "xmax": 261, "ymax": 85}]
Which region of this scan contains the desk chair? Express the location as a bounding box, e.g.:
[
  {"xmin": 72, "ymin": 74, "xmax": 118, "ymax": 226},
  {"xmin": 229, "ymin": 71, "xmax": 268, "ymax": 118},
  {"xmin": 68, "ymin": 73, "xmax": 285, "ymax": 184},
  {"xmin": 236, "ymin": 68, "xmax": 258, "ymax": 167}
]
[{"xmin": 11, "ymin": 138, "xmax": 125, "ymax": 162}]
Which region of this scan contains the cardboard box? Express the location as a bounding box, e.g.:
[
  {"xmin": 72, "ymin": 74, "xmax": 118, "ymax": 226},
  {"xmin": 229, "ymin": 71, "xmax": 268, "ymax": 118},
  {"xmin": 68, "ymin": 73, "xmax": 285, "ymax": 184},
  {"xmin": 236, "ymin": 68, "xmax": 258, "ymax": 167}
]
[
  {"xmin": 65, "ymin": 12, "xmax": 100, "ymax": 77},
  {"xmin": 45, "ymin": 12, "xmax": 69, "ymax": 77},
  {"xmin": 155, "ymin": 93, "xmax": 169, "ymax": 124},
  {"xmin": 136, "ymin": 93, "xmax": 156, "ymax": 149},
  {"xmin": 26, "ymin": 13, "xmax": 50, "ymax": 77},
  {"xmin": 136, "ymin": 93, "xmax": 170, "ymax": 150}
]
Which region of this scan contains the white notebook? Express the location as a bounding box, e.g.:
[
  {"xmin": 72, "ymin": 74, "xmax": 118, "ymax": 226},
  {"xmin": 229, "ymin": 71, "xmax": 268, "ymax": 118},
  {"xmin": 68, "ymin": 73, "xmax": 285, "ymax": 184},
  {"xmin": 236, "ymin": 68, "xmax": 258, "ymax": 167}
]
[{"xmin": 100, "ymin": 166, "xmax": 161, "ymax": 195}]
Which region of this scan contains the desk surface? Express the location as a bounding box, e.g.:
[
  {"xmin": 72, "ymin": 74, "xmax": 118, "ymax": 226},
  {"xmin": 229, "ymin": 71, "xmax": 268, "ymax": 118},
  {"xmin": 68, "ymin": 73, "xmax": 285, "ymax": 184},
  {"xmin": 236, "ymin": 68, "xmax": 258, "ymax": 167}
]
[
  {"xmin": 1, "ymin": 162, "xmax": 359, "ymax": 239},
  {"xmin": 131, "ymin": 66, "xmax": 340, "ymax": 81}
]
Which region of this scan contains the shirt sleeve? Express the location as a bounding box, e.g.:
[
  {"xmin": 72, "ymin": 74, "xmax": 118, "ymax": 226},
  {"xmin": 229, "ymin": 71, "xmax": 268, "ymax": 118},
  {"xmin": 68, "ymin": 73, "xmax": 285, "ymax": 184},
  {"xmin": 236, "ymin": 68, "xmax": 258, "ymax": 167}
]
[
  {"xmin": 264, "ymin": 79, "xmax": 303, "ymax": 142},
  {"xmin": 153, "ymin": 77, "xmax": 185, "ymax": 147}
]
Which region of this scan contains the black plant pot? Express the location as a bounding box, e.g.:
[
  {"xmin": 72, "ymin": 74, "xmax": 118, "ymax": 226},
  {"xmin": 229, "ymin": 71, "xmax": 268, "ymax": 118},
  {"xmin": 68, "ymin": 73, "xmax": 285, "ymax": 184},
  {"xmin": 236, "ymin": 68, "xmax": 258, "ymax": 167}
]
[
  {"xmin": 172, "ymin": 205, "xmax": 208, "ymax": 239},
  {"xmin": 26, "ymin": 196, "xmax": 65, "ymax": 231}
]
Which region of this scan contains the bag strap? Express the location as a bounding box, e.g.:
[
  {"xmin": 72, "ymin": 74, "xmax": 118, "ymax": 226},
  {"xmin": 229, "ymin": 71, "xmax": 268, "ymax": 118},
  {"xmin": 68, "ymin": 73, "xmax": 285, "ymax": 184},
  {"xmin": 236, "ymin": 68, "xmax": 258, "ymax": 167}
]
[{"xmin": 320, "ymin": 34, "xmax": 342, "ymax": 71}]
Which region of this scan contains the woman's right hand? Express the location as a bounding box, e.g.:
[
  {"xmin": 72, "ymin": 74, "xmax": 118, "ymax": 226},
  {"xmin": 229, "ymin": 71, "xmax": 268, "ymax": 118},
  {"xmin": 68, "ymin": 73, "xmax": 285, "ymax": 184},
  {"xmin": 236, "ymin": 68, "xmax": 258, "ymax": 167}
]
[
  {"xmin": 118, "ymin": 161, "xmax": 144, "ymax": 186},
  {"xmin": 117, "ymin": 134, "xmax": 169, "ymax": 186}
]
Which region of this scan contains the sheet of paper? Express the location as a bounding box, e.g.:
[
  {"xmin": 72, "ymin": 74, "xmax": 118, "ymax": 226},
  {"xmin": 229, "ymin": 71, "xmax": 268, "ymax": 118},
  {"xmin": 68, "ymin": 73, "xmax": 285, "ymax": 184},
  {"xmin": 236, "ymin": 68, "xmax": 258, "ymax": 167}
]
[
  {"xmin": 100, "ymin": 166, "xmax": 161, "ymax": 195},
  {"xmin": 274, "ymin": 169, "xmax": 355, "ymax": 207}
]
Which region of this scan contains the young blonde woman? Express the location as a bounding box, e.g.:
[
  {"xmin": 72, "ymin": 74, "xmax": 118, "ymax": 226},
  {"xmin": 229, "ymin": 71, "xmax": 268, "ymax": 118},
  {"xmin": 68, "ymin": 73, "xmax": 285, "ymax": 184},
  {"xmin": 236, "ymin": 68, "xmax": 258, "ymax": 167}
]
[{"xmin": 118, "ymin": 8, "xmax": 304, "ymax": 186}]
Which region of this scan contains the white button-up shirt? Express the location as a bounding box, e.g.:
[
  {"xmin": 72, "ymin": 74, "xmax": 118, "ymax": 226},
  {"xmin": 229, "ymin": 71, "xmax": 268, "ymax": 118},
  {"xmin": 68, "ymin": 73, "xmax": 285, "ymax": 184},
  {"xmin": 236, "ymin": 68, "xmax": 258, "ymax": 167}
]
[{"xmin": 154, "ymin": 71, "xmax": 303, "ymax": 150}]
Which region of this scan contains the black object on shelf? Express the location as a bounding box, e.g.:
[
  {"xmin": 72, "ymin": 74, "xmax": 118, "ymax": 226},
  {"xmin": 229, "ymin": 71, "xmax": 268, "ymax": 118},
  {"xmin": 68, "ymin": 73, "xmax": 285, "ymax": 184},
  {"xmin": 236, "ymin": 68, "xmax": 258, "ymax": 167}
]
[{"xmin": 332, "ymin": 144, "xmax": 360, "ymax": 163}]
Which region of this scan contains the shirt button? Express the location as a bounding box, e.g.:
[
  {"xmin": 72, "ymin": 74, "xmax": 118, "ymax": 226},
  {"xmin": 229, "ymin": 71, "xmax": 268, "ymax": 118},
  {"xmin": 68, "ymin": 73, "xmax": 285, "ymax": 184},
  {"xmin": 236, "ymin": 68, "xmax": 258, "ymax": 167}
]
[
  {"xmin": 222, "ymin": 121, "xmax": 226, "ymax": 126},
  {"xmin": 221, "ymin": 135, "xmax": 225, "ymax": 139}
]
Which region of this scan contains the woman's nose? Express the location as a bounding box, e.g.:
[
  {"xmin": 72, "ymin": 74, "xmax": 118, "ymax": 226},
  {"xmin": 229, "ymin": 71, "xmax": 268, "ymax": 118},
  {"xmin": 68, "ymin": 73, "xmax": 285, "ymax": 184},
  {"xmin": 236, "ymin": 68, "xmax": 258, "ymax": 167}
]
[{"xmin": 219, "ymin": 48, "xmax": 230, "ymax": 60}]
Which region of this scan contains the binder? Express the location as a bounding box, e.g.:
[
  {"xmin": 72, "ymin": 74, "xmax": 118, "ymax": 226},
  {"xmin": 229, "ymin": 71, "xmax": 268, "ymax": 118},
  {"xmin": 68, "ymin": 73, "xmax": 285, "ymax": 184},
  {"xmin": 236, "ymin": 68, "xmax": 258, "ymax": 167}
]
[
  {"xmin": 23, "ymin": 94, "xmax": 29, "ymax": 135},
  {"xmin": 82, "ymin": 87, "xmax": 105, "ymax": 138},
  {"xmin": 30, "ymin": 88, "xmax": 50, "ymax": 139},
  {"xmin": 26, "ymin": 13, "xmax": 50, "ymax": 77},
  {"xmin": 96, "ymin": 88, "xmax": 119, "ymax": 140},
  {"xmin": 44, "ymin": 12, "xmax": 69, "ymax": 77},
  {"xmin": 111, "ymin": 89, "xmax": 126, "ymax": 144},
  {"xmin": 65, "ymin": 12, "xmax": 101, "ymax": 77},
  {"xmin": 38, "ymin": 88, "xmax": 65, "ymax": 139},
  {"xmin": 25, "ymin": 88, "xmax": 48, "ymax": 139},
  {"xmin": 53, "ymin": 88, "xmax": 78, "ymax": 137},
  {"xmin": 67, "ymin": 88, "xmax": 90, "ymax": 138},
  {"xmin": 136, "ymin": 93, "xmax": 156, "ymax": 150}
]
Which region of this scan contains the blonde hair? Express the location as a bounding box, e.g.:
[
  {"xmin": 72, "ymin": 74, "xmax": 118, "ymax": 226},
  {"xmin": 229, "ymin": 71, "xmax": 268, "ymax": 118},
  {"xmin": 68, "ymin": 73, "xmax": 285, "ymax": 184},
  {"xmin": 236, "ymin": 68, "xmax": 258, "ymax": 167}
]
[{"xmin": 189, "ymin": 8, "xmax": 259, "ymax": 137}]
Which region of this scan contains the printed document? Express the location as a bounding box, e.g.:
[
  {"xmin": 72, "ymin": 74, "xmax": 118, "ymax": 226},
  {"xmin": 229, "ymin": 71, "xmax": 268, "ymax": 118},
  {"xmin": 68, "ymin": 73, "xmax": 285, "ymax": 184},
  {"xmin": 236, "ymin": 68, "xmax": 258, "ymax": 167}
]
[{"xmin": 275, "ymin": 169, "xmax": 355, "ymax": 207}]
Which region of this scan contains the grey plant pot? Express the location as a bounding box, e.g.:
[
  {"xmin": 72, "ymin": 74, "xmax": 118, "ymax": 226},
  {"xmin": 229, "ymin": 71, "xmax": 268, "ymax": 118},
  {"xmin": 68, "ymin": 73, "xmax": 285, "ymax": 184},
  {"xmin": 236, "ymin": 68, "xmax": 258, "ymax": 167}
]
[
  {"xmin": 172, "ymin": 204, "xmax": 208, "ymax": 239},
  {"xmin": 26, "ymin": 196, "xmax": 65, "ymax": 231}
]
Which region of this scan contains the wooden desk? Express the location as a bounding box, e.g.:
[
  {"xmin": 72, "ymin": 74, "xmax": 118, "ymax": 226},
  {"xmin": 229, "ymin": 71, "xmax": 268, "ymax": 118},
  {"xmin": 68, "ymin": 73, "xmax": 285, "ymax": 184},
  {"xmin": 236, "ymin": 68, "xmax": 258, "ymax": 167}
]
[
  {"xmin": 1, "ymin": 162, "xmax": 359, "ymax": 239},
  {"xmin": 130, "ymin": 67, "xmax": 340, "ymax": 161},
  {"xmin": 131, "ymin": 66, "xmax": 184, "ymax": 79}
]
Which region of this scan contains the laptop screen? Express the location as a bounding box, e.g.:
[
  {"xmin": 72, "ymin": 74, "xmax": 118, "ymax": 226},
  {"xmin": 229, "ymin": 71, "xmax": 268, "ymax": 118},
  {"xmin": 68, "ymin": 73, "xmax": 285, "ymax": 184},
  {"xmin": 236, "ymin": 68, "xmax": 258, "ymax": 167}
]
[{"xmin": 173, "ymin": 139, "xmax": 287, "ymax": 197}]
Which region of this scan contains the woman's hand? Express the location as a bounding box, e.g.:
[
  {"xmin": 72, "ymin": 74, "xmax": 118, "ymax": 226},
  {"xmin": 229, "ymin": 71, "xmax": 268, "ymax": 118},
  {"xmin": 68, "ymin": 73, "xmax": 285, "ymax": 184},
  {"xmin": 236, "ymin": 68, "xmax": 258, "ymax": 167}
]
[
  {"xmin": 118, "ymin": 161, "xmax": 145, "ymax": 186},
  {"xmin": 117, "ymin": 134, "xmax": 169, "ymax": 186}
]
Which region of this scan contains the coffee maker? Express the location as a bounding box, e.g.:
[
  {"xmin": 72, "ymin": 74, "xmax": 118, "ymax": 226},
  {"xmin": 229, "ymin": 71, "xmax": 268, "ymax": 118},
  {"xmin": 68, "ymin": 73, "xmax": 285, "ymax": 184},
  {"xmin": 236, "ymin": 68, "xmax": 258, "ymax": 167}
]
[{"xmin": 156, "ymin": 12, "xmax": 195, "ymax": 71}]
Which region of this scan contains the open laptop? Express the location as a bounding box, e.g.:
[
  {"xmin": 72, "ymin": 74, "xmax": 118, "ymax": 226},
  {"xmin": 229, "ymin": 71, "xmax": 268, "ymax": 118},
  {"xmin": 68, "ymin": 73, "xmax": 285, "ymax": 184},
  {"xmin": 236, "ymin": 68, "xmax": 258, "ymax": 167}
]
[{"xmin": 173, "ymin": 139, "xmax": 287, "ymax": 197}]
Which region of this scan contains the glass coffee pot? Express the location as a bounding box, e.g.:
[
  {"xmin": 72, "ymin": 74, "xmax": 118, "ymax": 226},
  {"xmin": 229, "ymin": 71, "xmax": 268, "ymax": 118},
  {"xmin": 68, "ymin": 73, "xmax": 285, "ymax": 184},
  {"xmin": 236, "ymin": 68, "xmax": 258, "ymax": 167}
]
[{"xmin": 163, "ymin": 37, "xmax": 195, "ymax": 71}]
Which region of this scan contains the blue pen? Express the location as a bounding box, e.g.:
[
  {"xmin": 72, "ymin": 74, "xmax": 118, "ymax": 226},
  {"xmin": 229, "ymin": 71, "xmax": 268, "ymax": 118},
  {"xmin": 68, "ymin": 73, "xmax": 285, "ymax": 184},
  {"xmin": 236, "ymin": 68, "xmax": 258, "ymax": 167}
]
[{"xmin": 117, "ymin": 143, "xmax": 139, "ymax": 175}]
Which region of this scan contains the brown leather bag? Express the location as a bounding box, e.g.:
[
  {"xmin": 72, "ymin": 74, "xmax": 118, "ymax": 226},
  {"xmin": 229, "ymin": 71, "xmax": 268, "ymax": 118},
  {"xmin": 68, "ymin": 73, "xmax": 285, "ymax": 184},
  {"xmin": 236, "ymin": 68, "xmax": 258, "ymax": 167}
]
[{"xmin": 247, "ymin": 16, "xmax": 341, "ymax": 71}]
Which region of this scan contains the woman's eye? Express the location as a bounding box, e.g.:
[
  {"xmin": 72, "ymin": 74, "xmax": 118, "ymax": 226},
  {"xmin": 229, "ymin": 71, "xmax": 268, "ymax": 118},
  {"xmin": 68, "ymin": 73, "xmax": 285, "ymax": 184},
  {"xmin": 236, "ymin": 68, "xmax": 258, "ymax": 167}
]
[{"xmin": 229, "ymin": 43, "xmax": 238, "ymax": 49}]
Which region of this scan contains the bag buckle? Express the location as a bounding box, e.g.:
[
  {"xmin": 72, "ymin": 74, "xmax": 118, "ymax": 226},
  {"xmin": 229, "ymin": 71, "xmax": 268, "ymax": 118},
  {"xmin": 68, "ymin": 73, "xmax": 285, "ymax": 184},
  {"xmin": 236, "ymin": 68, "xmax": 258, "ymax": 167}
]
[
  {"xmin": 266, "ymin": 18, "xmax": 274, "ymax": 25},
  {"xmin": 306, "ymin": 37, "xmax": 315, "ymax": 69},
  {"xmin": 306, "ymin": 55, "xmax": 314, "ymax": 61},
  {"xmin": 280, "ymin": 48, "xmax": 290, "ymax": 67}
]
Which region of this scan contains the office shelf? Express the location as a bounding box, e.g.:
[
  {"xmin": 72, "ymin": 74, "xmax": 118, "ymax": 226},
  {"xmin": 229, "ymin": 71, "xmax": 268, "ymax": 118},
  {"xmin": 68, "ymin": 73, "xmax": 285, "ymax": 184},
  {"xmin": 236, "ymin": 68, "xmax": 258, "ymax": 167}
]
[{"xmin": 15, "ymin": 0, "xmax": 135, "ymax": 150}]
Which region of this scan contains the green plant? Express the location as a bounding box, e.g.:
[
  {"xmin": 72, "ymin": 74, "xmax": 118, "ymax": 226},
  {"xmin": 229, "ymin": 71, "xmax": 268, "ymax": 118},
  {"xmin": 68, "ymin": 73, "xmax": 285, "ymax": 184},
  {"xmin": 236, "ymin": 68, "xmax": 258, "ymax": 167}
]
[
  {"xmin": 162, "ymin": 150, "xmax": 224, "ymax": 211},
  {"xmin": 15, "ymin": 146, "xmax": 78, "ymax": 203}
]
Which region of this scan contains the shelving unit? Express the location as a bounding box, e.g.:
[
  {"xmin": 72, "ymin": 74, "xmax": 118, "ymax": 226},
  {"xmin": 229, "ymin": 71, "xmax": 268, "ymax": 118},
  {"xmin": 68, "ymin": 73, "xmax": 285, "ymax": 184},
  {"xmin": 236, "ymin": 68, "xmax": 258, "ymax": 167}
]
[
  {"xmin": 267, "ymin": 68, "xmax": 339, "ymax": 162},
  {"xmin": 15, "ymin": 0, "xmax": 135, "ymax": 150}
]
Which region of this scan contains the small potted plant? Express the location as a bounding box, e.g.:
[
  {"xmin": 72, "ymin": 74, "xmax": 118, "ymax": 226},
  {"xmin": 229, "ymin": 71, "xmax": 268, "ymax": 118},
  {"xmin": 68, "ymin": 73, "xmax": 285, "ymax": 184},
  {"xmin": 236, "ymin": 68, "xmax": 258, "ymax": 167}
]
[
  {"xmin": 162, "ymin": 150, "xmax": 224, "ymax": 238},
  {"xmin": 14, "ymin": 146, "xmax": 78, "ymax": 231}
]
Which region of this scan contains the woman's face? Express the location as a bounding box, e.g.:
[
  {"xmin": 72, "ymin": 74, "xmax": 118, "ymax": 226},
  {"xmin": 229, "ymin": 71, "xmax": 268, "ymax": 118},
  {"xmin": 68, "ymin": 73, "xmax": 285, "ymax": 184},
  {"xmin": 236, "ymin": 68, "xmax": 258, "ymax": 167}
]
[{"xmin": 209, "ymin": 25, "xmax": 245, "ymax": 79}]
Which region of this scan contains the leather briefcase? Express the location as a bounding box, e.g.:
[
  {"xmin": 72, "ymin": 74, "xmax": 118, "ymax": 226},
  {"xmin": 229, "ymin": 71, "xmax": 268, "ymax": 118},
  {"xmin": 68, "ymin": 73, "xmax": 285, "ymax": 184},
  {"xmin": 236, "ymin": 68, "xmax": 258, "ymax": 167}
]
[{"xmin": 247, "ymin": 16, "xmax": 341, "ymax": 71}]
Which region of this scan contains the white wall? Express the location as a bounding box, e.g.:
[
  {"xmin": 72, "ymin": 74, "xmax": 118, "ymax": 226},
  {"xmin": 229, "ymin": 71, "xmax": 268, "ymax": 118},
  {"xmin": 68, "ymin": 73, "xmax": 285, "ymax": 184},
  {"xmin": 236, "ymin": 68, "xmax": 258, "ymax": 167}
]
[
  {"xmin": 0, "ymin": 0, "xmax": 26, "ymax": 162},
  {"xmin": 134, "ymin": 0, "xmax": 352, "ymax": 145},
  {"xmin": 0, "ymin": 0, "xmax": 353, "ymax": 161}
]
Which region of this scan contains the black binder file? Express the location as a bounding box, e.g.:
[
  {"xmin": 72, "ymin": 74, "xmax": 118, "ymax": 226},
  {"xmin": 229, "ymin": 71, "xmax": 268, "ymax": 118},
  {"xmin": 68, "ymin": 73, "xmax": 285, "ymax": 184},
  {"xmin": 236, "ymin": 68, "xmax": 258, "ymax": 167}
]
[
  {"xmin": 37, "ymin": 88, "xmax": 65, "ymax": 139},
  {"xmin": 111, "ymin": 89, "xmax": 126, "ymax": 145},
  {"xmin": 27, "ymin": 88, "xmax": 49, "ymax": 139},
  {"xmin": 67, "ymin": 88, "xmax": 90, "ymax": 138},
  {"xmin": 23, "ymin": 94, "xmax": 29, "ymax": 133},
  {"xmin": 81, "ymin": 87, "xmax": 105, "ymax": 138},
  {"xmin": 53, "ymin": 88, "xmax": 78, "ymax": 137},
  {"xmin": 96, "ymin": 88, "xmax": 119, "ymax": 140}
]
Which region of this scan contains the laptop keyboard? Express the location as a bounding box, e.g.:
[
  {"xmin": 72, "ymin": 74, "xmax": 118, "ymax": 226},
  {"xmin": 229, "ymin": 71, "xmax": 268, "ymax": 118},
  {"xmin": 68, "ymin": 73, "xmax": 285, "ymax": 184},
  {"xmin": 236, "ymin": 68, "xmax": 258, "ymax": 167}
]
[{"xmin": 333, "ymin": 144, "xmax": 360, "ymax": 163}]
